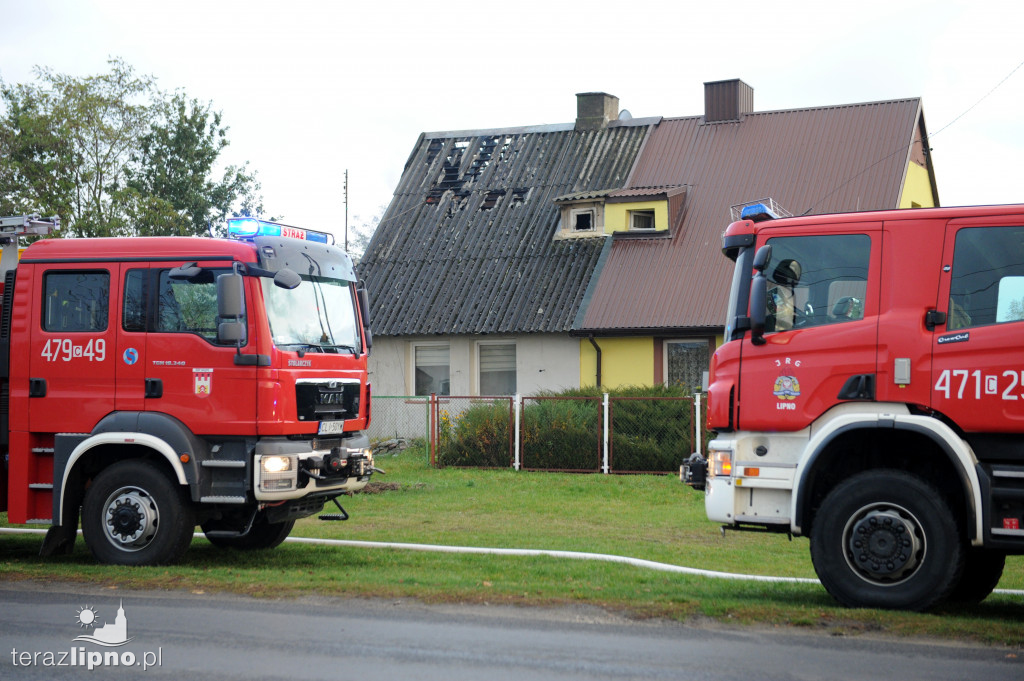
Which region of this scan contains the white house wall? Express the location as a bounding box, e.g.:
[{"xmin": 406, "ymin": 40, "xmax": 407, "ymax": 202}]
[{"xmin": 368, "ymin": 334, "xmax": 581, "ymax": 397}]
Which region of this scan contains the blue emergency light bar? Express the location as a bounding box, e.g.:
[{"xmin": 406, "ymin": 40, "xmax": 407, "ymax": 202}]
[
  {"xmin": 739, "ymin": 203, "xmax": 780, "ymax": 223},
  {"xmin": 226, "ymin": 217, "xmax": 332, "ymax": 244}
]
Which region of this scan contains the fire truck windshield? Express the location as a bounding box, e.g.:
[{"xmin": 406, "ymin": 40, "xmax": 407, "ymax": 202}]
[{"xmin": 262, "ymin": 275, "xmax": 360, "ymax": 353}]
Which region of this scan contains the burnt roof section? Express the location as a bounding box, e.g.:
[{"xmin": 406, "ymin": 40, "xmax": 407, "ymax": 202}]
[
  {"xmin": 577, "ymin": 96, "xmax": 932, "ymax": 333},
  {"xmin": 358, "ymin": 120, "xmax": 652, "ymax": 335}
]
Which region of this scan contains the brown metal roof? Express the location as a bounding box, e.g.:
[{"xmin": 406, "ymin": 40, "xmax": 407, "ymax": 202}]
[{"xmin": 577, "ymin": 98, "xmax": 929, "ymax": 333}]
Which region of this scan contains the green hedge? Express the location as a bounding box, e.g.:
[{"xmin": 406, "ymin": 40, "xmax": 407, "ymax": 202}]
[{"xmin": 436, "ymin": 386, "xmax": 696, "ymax": 472}]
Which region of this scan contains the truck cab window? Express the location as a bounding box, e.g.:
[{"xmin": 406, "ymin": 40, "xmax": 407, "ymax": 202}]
[
  {"xmin": 43, "ymin": 271, "xmax": 109, "ymax": 332},
  {"xmin": 948, "ymin": 226, "xmax": 1024, "ymax": 330},
  {"xmin": 763, "ymin": 234, "xmax": 870, "ymax": 332},
  {"xmin": 157, "ymin": 269, "xmax": 225, "ymax": 341}
]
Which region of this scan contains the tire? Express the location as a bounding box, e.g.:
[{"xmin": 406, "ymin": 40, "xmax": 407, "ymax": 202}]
[
  {"xmin": 809, "ymin": 470, "xmax": 963, "ymax": 611},
  {"xmin": 202, "ymin": 513, "xmax": 294, "ymax": 550},
  {"xmin": 947, "ymin": 549, "xmax": 1005, "ymax": 604},
  {"xmin": 81, "ymin": 460, "xmax": 196, "ymax": 566}
]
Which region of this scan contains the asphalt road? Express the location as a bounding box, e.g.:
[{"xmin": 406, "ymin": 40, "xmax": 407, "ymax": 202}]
[{"xmin": 0, "ymin": 582, "xmax": 1019, "ymax": 681}]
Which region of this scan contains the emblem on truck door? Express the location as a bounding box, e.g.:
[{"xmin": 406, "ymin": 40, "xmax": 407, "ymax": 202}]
[{"xmin": 193, "ymin": 368, "xmax": 213, "ymax": 397}]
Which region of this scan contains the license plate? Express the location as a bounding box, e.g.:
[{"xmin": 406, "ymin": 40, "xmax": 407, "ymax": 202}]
[{"xmin": 317, "ymin": 420, "xmax": 345, "ymax": 435}]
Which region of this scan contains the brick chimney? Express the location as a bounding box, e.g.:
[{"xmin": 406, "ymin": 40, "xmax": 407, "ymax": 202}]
[
  {"xmin": 576, "ymin": 92, "xmax": 620, "ymax": 131},
  {"xmin": 704, "ymin": 79, "xmax": 754, "ymax": 123}
]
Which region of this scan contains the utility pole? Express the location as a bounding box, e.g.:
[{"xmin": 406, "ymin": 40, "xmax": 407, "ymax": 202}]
[{"xmin": 344, "ymin": 169, "xmax": 349, "ymax": 253}]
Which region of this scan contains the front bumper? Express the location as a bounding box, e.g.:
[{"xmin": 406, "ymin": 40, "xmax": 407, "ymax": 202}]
[{"xmin": 253, "ymin": 434, "xmax": 373, "ymax": 501}]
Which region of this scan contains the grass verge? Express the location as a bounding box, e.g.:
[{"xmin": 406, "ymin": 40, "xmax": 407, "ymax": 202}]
[{"xmin": 2, "ymin": 446, "xmax": 1022, "ymax": 647}]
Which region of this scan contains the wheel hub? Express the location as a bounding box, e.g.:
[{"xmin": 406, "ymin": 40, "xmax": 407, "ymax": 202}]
[
  {"xmin": 103, "ymin": 489, "xmax": 158, "ymax": 550},
  {"xmin": 845, "ymin": 506, "xmax": 923, "ymax": 583}
]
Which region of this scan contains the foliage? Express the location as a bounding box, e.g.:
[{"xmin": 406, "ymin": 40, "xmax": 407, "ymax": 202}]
[
  {"xmin": 436, "ymin": 386, "xmax": 697, "ymax": 472},
  {"xmin": 0, "ymin": 57, "xmax": 263, "ymax": 236}
]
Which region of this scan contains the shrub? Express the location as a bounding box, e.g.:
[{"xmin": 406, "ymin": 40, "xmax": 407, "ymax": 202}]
[{"xmin": 436, "ymin": 386, "xmax": 698, "ymax": 472}]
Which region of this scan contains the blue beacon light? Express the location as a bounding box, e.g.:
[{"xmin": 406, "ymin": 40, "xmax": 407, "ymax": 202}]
[{"xmin": 227, "ymin": 218, "xmax": 332, "ymax": 244}]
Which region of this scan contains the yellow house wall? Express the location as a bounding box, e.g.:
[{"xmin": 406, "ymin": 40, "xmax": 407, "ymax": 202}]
[
  {"xmin": 579, "ymin": 337, "xmax": 654, "ymax": 389},
  {"xmin": 898, "ymin": 162, "xmax": 936, "ymax": 209},
  {"xmin": 603, "ymin": 201, "xmax": 669, "ymax": 234}
]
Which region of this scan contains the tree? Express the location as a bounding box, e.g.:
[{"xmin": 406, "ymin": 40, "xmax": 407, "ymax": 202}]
[
  {"xmin": 0, "ymin": 58, "xmax": 264, "ymax": 236},
  {"xmin": 348, "ymin": 205, "xmax": 386, "ymax": 264},
  {"xmin": 127, "ymin": 91, "xmax": 262, "ymax": 236}
]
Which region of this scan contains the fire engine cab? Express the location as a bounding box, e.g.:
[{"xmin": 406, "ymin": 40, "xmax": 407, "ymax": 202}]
[
  {"xmin": 0, "ymin": 215, "xmax": 376, "ymax": 565},
  {"xmin": 684, "ymin": 202, "xmax": 1024, "ymax": 610}
]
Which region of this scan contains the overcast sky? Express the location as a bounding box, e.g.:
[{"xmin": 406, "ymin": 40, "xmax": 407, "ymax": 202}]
[{"xmin": 2, "ymin": 0, "xmax": 1022, "ymax": 242}]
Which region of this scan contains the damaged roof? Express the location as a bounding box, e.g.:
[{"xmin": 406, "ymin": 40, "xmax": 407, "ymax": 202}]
[{"xmin": 358, "ymin": 120, "xmax": 651, "ymax": 335}]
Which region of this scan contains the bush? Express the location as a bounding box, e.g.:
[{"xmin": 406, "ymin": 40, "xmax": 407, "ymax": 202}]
[{"xmin": 436, "ymin": 386, "xmax": 697, "ymax": 472}]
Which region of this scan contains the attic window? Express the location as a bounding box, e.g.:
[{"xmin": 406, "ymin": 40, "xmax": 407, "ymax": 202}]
[
  {"xmin": 571, "ymin": 208, "xmax": 596, "ymax": 232},
  {"xmin": 629, "ymin": 210, "xmax": 656, "ymax": 231}
]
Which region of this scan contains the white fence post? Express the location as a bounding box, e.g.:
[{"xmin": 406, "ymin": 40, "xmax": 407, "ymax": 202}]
[
  {"xmin": 602, "ymin": 393, "xmax": 610, "ymax": 474},
  {"xmin": 513, "ymin": 393, "xmax": 521, "ymax": 471},
  {"xmin": 694, "ymin": 392, "xmax": 702, "ymax": 455}
]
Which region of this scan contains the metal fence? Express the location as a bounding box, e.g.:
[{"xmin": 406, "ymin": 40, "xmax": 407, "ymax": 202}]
[
  {"xmin": 372, "ymin": 393, "xmax": 705, "ymax": 474},
  {"xmin": 431, "ymin": 396, "xmax": 515, "ymax": 468},
  {"xmin": 366, "ymin": 395, "xmax": 431, "ymax": 445}
]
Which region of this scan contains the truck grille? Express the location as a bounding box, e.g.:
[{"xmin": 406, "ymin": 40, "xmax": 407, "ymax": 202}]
[{"xmin": 295, "ymin": 381, "xmax": 360, "ymax": 422}]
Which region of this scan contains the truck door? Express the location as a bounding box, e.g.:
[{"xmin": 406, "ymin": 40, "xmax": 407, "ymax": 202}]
[
  {"xmin": 28, "ymin": 266, "xmax": 118, "ymax": 433},
  {"xmin": 144, "ymin": 263, "xmax": 258, "ymax": 435},
  {"xmin": 931, "ymin": 221, "xmax": 1024, "ymax": 433},
  {"xmin": 737, "ymin": 226, "xmax": 882, "ymax": 432}
]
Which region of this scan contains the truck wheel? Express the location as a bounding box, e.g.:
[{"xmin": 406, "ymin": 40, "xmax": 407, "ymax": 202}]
[
  {"xmin": 202, "ymin": 513, "xmax": 294, "ymax": 550},
  {"xmin": 947, "ymin": 549, "xmax": 1005, "ymax": 604},
  {"xmin": 81, "ymin": 460, "xmax": 195, "ymax": 566},
  {"xmin": 809, "ymin": 470, "xmax": 963, "ymax": 611}
]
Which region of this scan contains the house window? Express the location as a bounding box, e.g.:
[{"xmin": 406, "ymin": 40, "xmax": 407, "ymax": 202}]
[
  {"xmin": 571, "ymin": 208, "xmax": 596, "ymax": 232},
  {"xmin": 629, "ymin": 209, "xmax": 656, "ymax": 231},
  {"xmin": 665, "ymin": 339, "xmax": 710, "ymax": 392},
  {"xmin": 414, "ymin": 344, "xmax": 450, "ymax": 396},
  {"xmin": 478, "ymin": 342, "xmax": 516, "ymax": 395}
]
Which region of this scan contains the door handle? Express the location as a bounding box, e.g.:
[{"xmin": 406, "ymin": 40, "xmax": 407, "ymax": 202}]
[
  {"xmin": 145, "ymin": 378, "xmax": 163, "ymax": 399},
  {"xmin": 29, "ymin": 378, "xmax": 46, "ymax": 397}
]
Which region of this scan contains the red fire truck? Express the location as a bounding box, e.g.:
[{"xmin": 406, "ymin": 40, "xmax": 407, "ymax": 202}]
[
  {"xmin": 683, "ymin": 202, "xmax": 1024, "ymax": 610},
  {"xmin": 0, "ymin": 215, "xmax": 375, "ymax": 565}
]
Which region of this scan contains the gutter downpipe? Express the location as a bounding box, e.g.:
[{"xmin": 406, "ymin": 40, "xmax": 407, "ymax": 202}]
[{"xmin": 587, "ymin": 335, "xmax": 602, "ymax": 389}]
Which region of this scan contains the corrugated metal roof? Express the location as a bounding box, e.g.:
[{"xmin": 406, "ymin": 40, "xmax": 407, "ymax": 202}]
[
  {"xmin": 358, "ymin": 124, "xmax": 651, "ymax": 336},
  {"xmin": 577, "ymin": 98, "xmax": 927, "ymax": 332}
]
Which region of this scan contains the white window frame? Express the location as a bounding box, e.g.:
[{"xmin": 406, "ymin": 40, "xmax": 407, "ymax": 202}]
[
  {"xmin": 410, "ymin": 342, "xmax": 451, "ymax": 396},
  {"xmin": 663, "ymin": 338, "xmax": 711, "ymax": 391},
  {"xmin": 475, "ymin": 340, "xmax": 517, "ymax": 396},
  {"xmin": 570, "ymin": 207, "xmax": 596, "ymax": 232},
  {"xmin": 629, "ymin": 209, "xmax": 656, "ymax": 231}
]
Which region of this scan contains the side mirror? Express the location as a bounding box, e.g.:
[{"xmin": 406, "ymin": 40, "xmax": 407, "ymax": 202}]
[
  {"xmin": 218, "ymin": 320, "xmax": 246, "ymax": 344},
  {"xmin": 217, "ymin": 272, "xmax": 247, "ymax": 346},
  {"xmin": 357, "ymin": 286, "xmax": 373, "ymax": 352},
  {"xmin": 273, "ymin": 268, "xmax": 302, "ymax": 290},
  {"xmin": 749, "ymin": 245, "xmax": 772, "ymax": 346},
  {"xmin": 217, "ymin": 272, "xmax": 245, "ymax": 319}
]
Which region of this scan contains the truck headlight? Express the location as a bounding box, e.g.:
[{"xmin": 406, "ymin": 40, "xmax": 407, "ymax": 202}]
[
  {"xmin": 262, "ymin": 456, "xmax": 291, "ymax": 473},
  {"xmin": 258, "ymin": 454, "xmax": 297, "ymax": 491},
  {"xmin": 708, "ymin": 451, "xmax": 732, "ymax": 478}
]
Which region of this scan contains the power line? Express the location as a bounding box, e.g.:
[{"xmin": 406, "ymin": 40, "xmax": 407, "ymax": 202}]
[{"xmin": 805, "ymin": 56, "xmax": 1024, "ymax": 214}]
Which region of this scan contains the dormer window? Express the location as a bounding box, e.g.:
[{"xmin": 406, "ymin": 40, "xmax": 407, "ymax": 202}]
[
  {"xmin": 629, "ymin": 209, "xmax": 656, "ymax": 231},
  {"xmin": 572, "ymin": 208, "xmax": 596, "ymax": 232}
]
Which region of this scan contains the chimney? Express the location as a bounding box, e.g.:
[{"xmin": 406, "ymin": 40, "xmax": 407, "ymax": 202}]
[
  {"xmin": 576, "ymin": 92, "xmax": 619, "ymax": 131},
  {"xmin": 704, "ymin": 79, "xmax": 754, "ymax": 123}
]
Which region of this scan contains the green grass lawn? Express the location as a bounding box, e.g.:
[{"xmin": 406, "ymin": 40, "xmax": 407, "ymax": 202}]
[{"xmin": 2, "ymin": 446, "xmax": 1022, "ymax": 647}]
